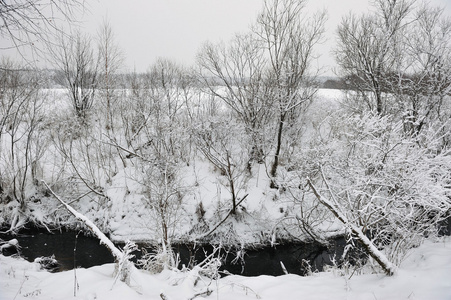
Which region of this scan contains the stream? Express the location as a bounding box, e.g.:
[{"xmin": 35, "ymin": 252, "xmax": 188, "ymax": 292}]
[{"xmin": 0, "ymin": 226, "xmax": 352, "ymax": 276}]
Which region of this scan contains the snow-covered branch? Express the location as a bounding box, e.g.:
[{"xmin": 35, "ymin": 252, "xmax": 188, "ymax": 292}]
[
  {"xmin": 42, "ymin": 180, "xmax": 138, "ymax": 285},
  {"xmin": 307, "ymin": 177, "xmax": 397, "ymax": 276},
  {"xmin": 42, "ymin": 181, "xmax": 122, "ymax": 260}
]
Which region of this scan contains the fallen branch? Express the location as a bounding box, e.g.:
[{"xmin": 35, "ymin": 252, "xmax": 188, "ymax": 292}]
[
  {"xmin": 307, "ymin": 178, "xmax": 396, "ymax": 276},
  {"xmin": 43, "ymin": 181, "xmax": 137, "ymax": 285},
  {"xmin": 43, "ymin": 181, "xmax": 122, "ymax": 260}
]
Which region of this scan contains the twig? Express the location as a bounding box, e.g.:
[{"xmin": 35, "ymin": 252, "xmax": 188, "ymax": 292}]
[
  {"xmin": 101, "ymin": 134, "xmax": 153, "ymax": 163},
  {"xmin": 197, "ymin": 194, "xmax": 248, "ymax": 239},
  {"xmin": 188, "ymin": 289, "xmax": 213, "ymax": 300},
  {"xmin": 13, "ymin": 272, "xmax": 28, "ymax": 300}
]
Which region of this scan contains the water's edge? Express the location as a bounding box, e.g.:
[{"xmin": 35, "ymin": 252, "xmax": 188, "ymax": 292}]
[{"xmin": 0, "ymin": 226, "xmax": 351, "ymax": 276}]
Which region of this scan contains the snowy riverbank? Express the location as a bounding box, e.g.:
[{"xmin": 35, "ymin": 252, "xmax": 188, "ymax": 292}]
[{"xmin": 1, "ymin": 238, "xmax": 450, "ymax": 300}]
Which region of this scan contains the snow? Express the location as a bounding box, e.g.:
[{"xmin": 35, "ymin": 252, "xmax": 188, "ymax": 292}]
[
  {"xmin": 308, "ymin": 178, "xmax": 397, "ymax": 275},
  {"xmin": 0, "ymin": 88, "xmax": 344, "ymax": 245},
  {"xmin": 0, "ymin": 238, "xmax": 450, "ymax": 300},
  {"xmin": 43, "ymin": 182, "xmax": 123, "ymax": 261},
  {"xmin": 0, "ymin": 239, "xmax": 19, "ymax": 252},
  {"xmin": 1, "ymin": 86, "xmax": 450, "ymax": 298}
]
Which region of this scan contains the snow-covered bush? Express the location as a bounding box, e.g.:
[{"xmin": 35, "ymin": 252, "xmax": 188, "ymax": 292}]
[
  {"xmin": 137, "ymin": 244, "xmax": 179, "ymax": 274},
  {"xmin": 0, "ymin": 238, "xmax": 20, "ymax": 256},
  {"xmin": 139, "ymin": 160, "xmax": 189, "ymax": 266},
  {"xmin": 309, "ymin": 110, "xmax": 451, "ymax": 267},
  {"xmin": 0, "ymin": 59, "xmax": 44, "ymax": 214},
  {"xmin": 34, "ymin": 255, "xmax": 59, "ymax": 272},
  {"xmin": 193, "ymin": 116, "xmax": 250, "ymax": 215},
  {"xmin": 114, "ymin": 241, "xmax": 138, "ymax": 285}
]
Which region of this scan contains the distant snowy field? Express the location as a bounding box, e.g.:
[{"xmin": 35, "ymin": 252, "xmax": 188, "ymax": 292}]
[{"xmin": 1, "ymin": 238, "xmax": 450, "ymax": 300}]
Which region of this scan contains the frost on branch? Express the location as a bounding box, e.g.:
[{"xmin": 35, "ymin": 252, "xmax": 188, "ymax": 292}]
[
  {"xmin": 308, "ymin": 177, "xmax": 397, "ymax": 276},
  {"xmin": 42, "ymin": 181, "xmax": 136, "ymax": 284},
  {"xmin": 305, "ymin": 111, "xmax": 451, "ymax": 274}
]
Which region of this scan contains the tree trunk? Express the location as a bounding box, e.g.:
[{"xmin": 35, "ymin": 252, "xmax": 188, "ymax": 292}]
[
  {"xmin": 226, "ymin": 154, "xmax": 237, "ymax": 214},
  {"xmin": 270, "ymin": 113, "xmax": 285, "ymax": 187}
]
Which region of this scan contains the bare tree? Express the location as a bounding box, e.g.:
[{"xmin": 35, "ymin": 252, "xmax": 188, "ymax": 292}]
[
  {"xmin": 97, "ymin": 19, "xmax": 123, "ymax": 131},
  {"xmin": 118, "ymin": 70, "xmax": 150, "ymax": 148},
  {"xmin": 336, "ymin": 0, "xmax": 451, "ymax": 139},
  {"xmin": 147, "ymin": 58, "xmax": 187, "ymax": 121},
  {"xmin": 395, "ymin": 4, "xmax": 451, "ymax": 135},
  {"xmin": 197, "ymin": 33, "xmax": 272, "ymax": 163},
  {"xmin": 335, "ymin": 0, "xmax": 415, "ymax": 115},
  {"xmin": 50, "ymin": 122, "xmax": 111, "ymax": 215},
  {"xmin": 255, "ymin": 0, "xmax": 326, "ymax": 185},
  {"xmin": 105, "ymin": 58, "xmax": 193, "ymax": 264},
  {"xmin": 96, "ymin": 20, "xmax": 126, "ymax": 173},
  {"xmin": 0, "ymin": 0, "xmax": 85, "ymax": 59},
  {"xmin": 117, "ymin": 59, "xmax": 191, "ymax": 155},
  {"xmin": 55, "ymin": 31, "xmax": 99, "ymax": 119},
  {"xmin": 194, "ymin": 116, "xmax": 249, "ymax": 215},
  {"xmin": 145, "ymin": 58, "xmax": 191, "ymax": 161},
  {"xmin": 0, "ymin": 58, "xmax": 43, "ymax": 213},
  {"xmin": 140, "ymin": 159, "xmax": 188, "ymax": 269}
]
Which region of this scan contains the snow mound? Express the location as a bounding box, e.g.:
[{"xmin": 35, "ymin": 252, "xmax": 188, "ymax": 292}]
[{"xmin": 0, "ymin": 238, "xmax": 449, "ymax": 300}]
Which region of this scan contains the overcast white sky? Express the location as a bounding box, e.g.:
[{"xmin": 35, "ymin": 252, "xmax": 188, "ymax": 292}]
[
  {"xmin": 79, "ymin": 0, "xmax": 450, "ymax": 76},
  {"xmin": 81, "ymin": 0, "xmax": 369, "ymax": 75},
  {"xmin": 2, "ymin": 0, "xmax": 450, "ymax": 75}
]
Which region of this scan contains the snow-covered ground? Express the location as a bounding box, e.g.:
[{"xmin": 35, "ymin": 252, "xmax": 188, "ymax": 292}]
[
  {"xmin": 1, "ymin": 238, "xmax": 450, "ymax": 300},
  {"xmin": 0, "ymin": 88, "xmax": 344, "ymax": 245},
  {"xmin": 1, "ymin": 87, "xmax": 450, "ymax": 299}
]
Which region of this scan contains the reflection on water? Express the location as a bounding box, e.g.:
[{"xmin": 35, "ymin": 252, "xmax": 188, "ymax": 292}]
[
  {"xmin": 0, "ymin": 228, "xmax": 114, "ymax": 271},
  {"xmin": 1, "ymin": 227, "xmax": 350, "ymax": 276}
]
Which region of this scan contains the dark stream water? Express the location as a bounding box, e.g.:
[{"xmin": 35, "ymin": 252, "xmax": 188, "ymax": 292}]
[
  {"xmin": 173, "ymin": 240, "xmax": 349, "ymax": 276},
  {"xmin": 0, "ymin": 227, "xmax": 351, "ymax": 276},
  {"xmin": 0, "ymin": 228, "xmax": 114, "ymax": 271}
]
